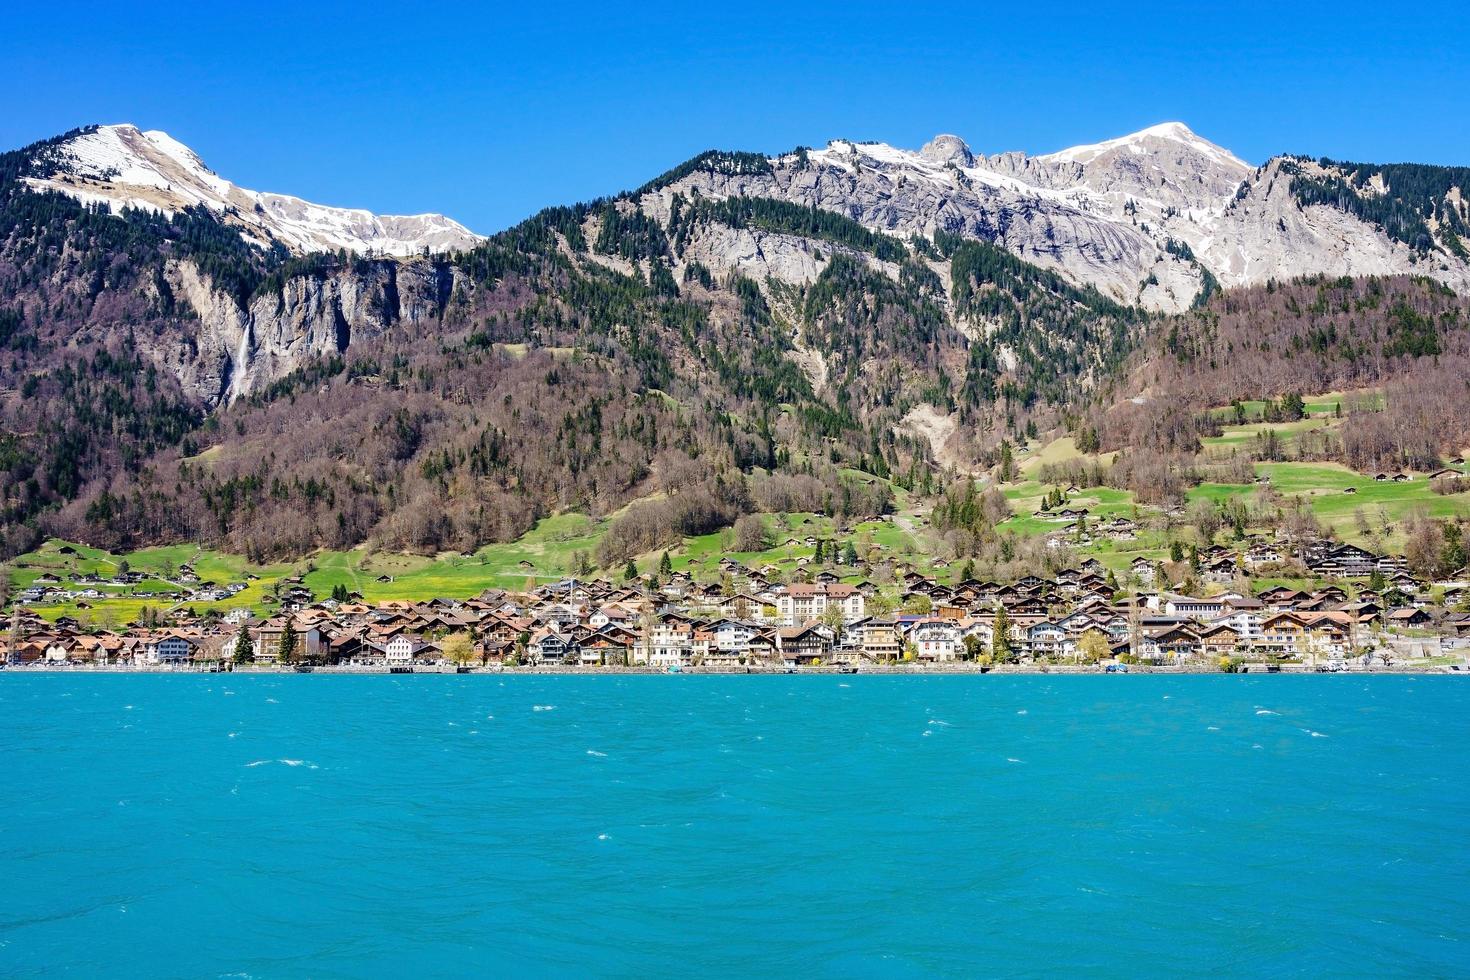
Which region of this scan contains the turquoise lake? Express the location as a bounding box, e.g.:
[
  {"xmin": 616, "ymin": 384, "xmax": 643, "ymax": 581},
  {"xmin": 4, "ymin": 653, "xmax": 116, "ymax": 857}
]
[{"xmin": 2, "ymin": 675, "xmax": 1467, "ymax": 977}]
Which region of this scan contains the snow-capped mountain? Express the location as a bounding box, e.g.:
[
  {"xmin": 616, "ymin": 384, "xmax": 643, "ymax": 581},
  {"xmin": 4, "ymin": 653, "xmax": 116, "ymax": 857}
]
[
  {"xmin": 651, "ymin": 122, "xmax": 1470, "ymax": 311},
  {"xmin": 24, "ymin": 124, "xmax": 482, "ymax": 257}
]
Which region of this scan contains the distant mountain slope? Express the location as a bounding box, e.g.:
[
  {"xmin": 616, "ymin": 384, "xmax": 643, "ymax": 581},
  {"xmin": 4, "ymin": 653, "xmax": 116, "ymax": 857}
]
[
  {"xmin": 23, "ymin": 124, "xmax": 482, "ymax": 256},
  {"xmin": 654, "ymin": 124, "xmax": 1470, "ymax": 310},
  {"xmin": 1, "ymin": 121, "xmax": 1468, "ymax": 559}
]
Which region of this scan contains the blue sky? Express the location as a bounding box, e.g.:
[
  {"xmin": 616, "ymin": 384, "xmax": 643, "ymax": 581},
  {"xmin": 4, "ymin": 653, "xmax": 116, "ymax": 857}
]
[{"xmin": 5, "ymin": 0, "xmax": 1468, "ymax": 234}]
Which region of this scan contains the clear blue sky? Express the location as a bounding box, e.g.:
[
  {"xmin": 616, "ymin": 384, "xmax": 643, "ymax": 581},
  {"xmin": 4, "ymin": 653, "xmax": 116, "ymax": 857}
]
[{"xmin": 5, "ymin": 0, "xmax": 1468, "ymax": 234}]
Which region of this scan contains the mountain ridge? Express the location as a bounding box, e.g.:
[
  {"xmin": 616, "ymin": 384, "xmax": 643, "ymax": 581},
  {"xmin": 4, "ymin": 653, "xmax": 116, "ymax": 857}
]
[
  {"xmin": 23, "ymin": 124, "xmax": 484, "ymax": 257},
  {"xmin": 1, "ymin": 120, "xmax": 1468, "ymax": 559}
]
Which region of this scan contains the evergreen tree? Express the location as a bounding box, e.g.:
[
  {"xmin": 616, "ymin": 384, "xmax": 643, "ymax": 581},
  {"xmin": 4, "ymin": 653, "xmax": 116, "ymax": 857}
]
[
  {"xmin": 997, "ymin": 441, "xmax": 1016, "ymax": 483},
  {"xmin": 991, "ymin": 605, "xmax": 1012, "ymax": 663},
  {"xmin": 659, "ymin": 551, "xmax": 673, "ymax": 576},
  {"xmin": 843, "ymin": 540, "xmax": 859, "ymax": 566},
  {"xmin": 232, "ymin": 628, "xmax": 253, "ymax": 666},
  {"xmin": 1443, "ymin": 523, "xmax": 1466, "ymax": 574},
  {"xmin": 623, "ymin": 559, "xmax": 639, "ymax": 581},
  {"xmin": 278, "ymin": 622, "xmax": 298, "ymax": 664}
]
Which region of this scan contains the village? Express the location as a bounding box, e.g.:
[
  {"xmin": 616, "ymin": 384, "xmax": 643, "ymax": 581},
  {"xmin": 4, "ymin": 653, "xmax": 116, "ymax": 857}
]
[{"xmin": 5, "ymin": 526, "xmax": 1469, "ymax": 673}]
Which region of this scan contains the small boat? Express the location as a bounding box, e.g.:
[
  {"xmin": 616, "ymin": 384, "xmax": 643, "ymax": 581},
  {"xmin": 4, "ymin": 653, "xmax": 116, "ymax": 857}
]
[
  {"xmin": 666, "ymin": 665, "xmax": 683, "ymax": 673},
  {"xmin": 1105, "ymin": 663, "xmax": 1129, "ymax": 673}
]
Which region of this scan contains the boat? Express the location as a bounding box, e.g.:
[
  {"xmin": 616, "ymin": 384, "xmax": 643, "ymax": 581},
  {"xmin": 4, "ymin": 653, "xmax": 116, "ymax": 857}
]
[{"xmin": 666, "ymin": 665, "xmax": 683, "ymax": 673}]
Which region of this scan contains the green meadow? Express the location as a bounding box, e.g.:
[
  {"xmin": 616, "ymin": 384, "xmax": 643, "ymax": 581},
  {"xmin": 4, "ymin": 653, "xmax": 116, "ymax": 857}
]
[{"xmin": 10, "ymin": 387, "xmax": 1469, "ymax": 624}]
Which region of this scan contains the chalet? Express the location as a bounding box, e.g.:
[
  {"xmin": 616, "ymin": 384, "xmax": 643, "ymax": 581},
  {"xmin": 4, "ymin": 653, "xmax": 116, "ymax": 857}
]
[
  {"xmin": 147, "ymin": 632, "xmax": 199, "ymax": 666},
  {"xmin": 1199, "ymin": 623, "xmax": 1242, "ymax": 656},
  {"xmin": 1141, "ymin": 624, "xmax": 1199, "ymax": 663},
  {"xmin": 775, "ymin": 625, "xmax": 832, "ymax": 665},
  {"xmin": 527, "ymin": 628, "xmax": 576, "ymax": 665},
  {"xmin": 1386, "ymin": 607, "xmax": 1430, "ymax": 627},
  {"xmin": 1260, "ymin": 613, "xmax": 1310, "ymax": 656}
]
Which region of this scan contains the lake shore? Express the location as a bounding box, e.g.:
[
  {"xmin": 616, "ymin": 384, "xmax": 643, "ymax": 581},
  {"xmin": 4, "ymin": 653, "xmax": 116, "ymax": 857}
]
[{"xmin": 3, "ymin": 661, "xmax": 1463, "ymax": 675}]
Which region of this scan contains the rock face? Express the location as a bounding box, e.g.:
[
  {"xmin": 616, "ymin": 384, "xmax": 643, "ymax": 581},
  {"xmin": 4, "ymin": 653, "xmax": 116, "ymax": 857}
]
[
  {"xmin": 25, "ymin": 124, "xmax": 482, "ymax": 256},
  {"xmin": 161, "ymin": 257, "xmax": 458, "ymax": 406},
  {"xmin": 651, "ymin": 122, "xmax": 1470, "ymax": 311}
]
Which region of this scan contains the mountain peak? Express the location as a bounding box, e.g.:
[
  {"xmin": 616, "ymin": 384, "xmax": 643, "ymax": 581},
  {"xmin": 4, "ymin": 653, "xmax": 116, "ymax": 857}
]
[
  {"xmin": 1039, "ymin": 121, "xmax": 1251, "ymax": 170},
  {"xmin": 919, "ymin": 134, "xmax": 974, "ymax": 167},
  {"xmin": 26, "ymin": 123, "xmax": 483, "ymax": 256}
]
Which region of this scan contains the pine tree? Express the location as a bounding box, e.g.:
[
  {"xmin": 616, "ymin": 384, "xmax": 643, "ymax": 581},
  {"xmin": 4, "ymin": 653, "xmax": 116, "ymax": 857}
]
[
  {"xmin": 278, "ymin": 622, "xmax": 298, "ymax": 664},
  {"xmin": 997, "ymin": 441, "xmax": 1016, "ymax": 483},
  {"xmin": 623, "ymin": 559, "xmax": 638, "ymax": 581},
  {"xmin": 232, "ymin": 629, "xmax": 253, "ymax": 665},
  {"xmin": 659, "ymin": 551, "xmax": 673, "ymax": 576},
  {"xmin": 992, "ymin": 604, "xmax": 1012, "ymax": 663},
  {"xmin": 843, "ymin": 541, "xmax": 859, "ymax": 566}
]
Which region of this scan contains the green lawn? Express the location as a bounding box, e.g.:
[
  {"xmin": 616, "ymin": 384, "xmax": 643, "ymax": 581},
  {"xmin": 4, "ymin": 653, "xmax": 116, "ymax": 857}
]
[
  {"xmin": 9, "ymin": 513, "xmax": 613, "ymax": 621},
  {"xmin": 1202, "ymin": 416, "xmax": 1333, "ymax": 452},
  {"xmin": 1185, "ymin": 462, "xmax": 1470, "ymax": 548},
  {"xmin": 1207, "ymin": 389, "xmax": 1382, "ymax": 422}
]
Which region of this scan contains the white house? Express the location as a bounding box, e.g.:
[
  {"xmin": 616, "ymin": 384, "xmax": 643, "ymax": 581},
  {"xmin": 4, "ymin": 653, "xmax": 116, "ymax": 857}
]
[{"xmin": 908, "ymin": 619, "xmax": 963, "ymax": 662}]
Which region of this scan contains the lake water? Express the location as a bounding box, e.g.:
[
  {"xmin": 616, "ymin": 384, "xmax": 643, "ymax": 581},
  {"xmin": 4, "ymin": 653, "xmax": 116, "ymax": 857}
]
[{"xmin": 2, "ymin": 674, "xmax": 1467, "ymax": 977}]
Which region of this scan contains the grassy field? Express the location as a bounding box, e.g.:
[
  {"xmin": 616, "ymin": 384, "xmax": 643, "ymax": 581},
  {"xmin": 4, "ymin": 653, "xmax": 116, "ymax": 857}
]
[
  {"xmin": 1018, "ymin": 436, "xmax": 1118, "ymax": 474},
  {"xmin": 7, "ymin": 497, "xmax": 935, "ymax": 622},
  {"xmin": 1201, "ymin": 416, "xmax": 1334, "ymax": 453},
  {"xmin": 1185, "ymin": 462, "xmax": 1470, "ymax": 548},
  {"xmin": 1206, "ymin": 389, "xmax": 1382, "ymax": 421},
  {"xmin": 9, "ymin": 511, "xmax": 615, "ymax": 622}
]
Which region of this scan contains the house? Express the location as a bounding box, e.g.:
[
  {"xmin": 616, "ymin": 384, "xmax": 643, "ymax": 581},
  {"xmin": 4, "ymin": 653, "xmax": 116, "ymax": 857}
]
[
  {"xmin": 859, "ymin": 619, "xmax": 902, "ymax": 661},
  {"xmin": 643, "ymin": 620, "xmax": 694, "ymax": 667},
  {"xmin": 1027, "ymin": 621, "xmax": 1066, "ymax": 659},
  {"xmin": 776, "ymin": 625, "xmax": 832, "ymax": 665},
  {"xmin": 148, "ymin": 632, "xmax": 198, "ymax": 665},
  {"xmin": 1199, "ymin": 623, "xmax": 1243, "ymax": 657},
  {"xmin": 527, "ymin": 628, "xmax": 576, "ymax": 665},
  {"xmin": 1140, "ymin": 624, "xmax": 1199, "ymax": 663},
  {"xmin": 908, "ymin": 618, "xmax": 963, "ymax": 662},
  {"xmin": 1260, "ymin": 613, "xmax": 1310, "ymax": 656},
  {"xmin": 1387, "ymin": 607, "xmax": 1431, "ymax": 627},
  {"xmin": 381, "ymin": 633, "xmax": 430, "ymax": 666}
]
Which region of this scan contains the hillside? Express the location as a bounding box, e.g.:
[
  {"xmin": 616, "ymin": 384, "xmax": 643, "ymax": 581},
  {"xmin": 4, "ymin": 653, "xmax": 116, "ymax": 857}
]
[{"xmin": 2, "ymin": 123, "xmax": 1470, "ymax": 562}]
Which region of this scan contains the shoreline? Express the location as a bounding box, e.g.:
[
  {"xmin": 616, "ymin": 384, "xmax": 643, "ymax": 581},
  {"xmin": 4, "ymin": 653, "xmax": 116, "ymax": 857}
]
[{"xmin": 2, "ymin": 663, "xmax": 1462, "ymax": 676}]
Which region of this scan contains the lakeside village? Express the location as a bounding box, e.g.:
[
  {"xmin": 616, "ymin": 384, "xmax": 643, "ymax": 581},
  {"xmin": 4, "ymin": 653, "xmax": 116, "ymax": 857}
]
[{"xmin": 5, "ymin": 528, "xmax": 1470, "ymax": 674}]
